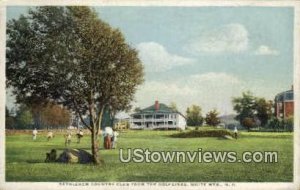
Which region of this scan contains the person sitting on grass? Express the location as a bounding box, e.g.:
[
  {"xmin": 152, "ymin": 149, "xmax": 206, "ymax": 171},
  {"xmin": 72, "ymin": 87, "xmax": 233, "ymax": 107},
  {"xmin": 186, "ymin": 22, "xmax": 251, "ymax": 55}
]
[
  {"xmin": 32, "ymin": 128, "xmax": 38, "ymax": 141},
  {"xmin": 47, "ymin": 131, "xmax": 54, "ymax": 141},
  {"xmin": 64, "ymin": 132, "xmax": 72, "ymax": 146},
  {"xmin": 76, "ymin": 129, "xmax": 84, "ymax": 144},
  {"xmin": 45, "ymin": 149, "xmax": 57, "ymax": 162}
]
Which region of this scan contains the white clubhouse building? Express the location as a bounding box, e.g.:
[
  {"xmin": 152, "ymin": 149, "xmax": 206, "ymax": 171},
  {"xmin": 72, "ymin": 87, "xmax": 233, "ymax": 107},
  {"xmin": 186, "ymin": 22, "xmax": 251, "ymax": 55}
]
[{"xmin": 130, "ymin": 101, "xmax": 186, "ymax": 130}]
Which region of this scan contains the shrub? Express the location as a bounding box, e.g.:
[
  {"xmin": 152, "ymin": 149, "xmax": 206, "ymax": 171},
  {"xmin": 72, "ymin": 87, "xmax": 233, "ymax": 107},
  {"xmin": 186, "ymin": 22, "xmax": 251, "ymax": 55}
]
[
  {"xmin": 170, "ymin": 128, "xmax": 234, "ymax": 138},
  {"xmin": 283, "ymin": 116, "xmax": 293, "ymax": 132}
]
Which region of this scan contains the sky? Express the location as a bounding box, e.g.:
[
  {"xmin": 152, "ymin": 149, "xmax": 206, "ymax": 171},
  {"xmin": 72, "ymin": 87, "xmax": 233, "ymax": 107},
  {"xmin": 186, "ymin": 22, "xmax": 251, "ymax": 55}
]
[{"xmin": 6, "ymin": 6, "xmax": 294, "ymax": 117}]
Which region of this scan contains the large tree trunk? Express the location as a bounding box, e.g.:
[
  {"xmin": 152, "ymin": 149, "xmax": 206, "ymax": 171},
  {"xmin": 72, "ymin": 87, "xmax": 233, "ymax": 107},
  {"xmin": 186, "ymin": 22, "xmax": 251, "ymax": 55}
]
[
  {"xmin": 75, "ymin": 97, "xmax": 104, "ymax": 165},
  {"xmin": 91, "ymin": 105, "xmax": 102, "ymax": 164},
  {"xmin": 91, "ymin": 125, "xmax": 100, "ymax": 164}
]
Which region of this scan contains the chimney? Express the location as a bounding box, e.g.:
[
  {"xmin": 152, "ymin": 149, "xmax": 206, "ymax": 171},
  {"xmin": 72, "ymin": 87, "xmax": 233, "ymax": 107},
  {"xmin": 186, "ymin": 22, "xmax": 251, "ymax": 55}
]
[{"xmin": 155, "ymin": 100, "xmax": 159, "ymax": 111}]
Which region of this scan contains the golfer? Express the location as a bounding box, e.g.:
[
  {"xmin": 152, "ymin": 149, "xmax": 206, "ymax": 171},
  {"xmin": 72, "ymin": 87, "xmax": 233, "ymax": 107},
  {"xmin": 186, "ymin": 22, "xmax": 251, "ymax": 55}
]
[
  {"xmin": 76, "ymin": 129, "xmax": 84, "ymax": 143},
  {"xmin": 32, "ymin": 128, "xmax": 38, "ymax": 141},
  {"xmin": 234, "ymin": 126, "xmax": 238, "ymax": 139},
  {"xmin": 112, "ymin": 130, "xmax": 119, "ymax": 149}
]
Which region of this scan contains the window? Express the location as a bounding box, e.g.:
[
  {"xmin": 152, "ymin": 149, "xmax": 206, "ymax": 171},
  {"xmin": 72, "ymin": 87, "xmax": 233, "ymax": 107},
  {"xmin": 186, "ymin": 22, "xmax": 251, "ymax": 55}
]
[
  {"xmin": 133, "ymin": 115, "xmax": 141, "ymax": 119},
  {"xmin": 145, "ymin": 115, "xmax": 153, "ymax": 119},
  {"xmin": 285, "ymin": 92, "xmax": 293, "ymax": 101}
]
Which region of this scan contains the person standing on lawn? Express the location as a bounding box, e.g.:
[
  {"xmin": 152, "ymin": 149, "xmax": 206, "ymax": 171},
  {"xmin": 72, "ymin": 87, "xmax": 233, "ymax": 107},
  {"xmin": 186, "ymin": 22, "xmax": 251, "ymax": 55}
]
[
  {"xmin": 112, "ymin": 130, "xmax": 119, "ymax": 149},
  {"xmin": 104, "ymin": 127, "xmax": 113, "ymax": 149},
  {"xmin": 32, "ymin": 128, "xmax": 38, "ymax": 141},
  {"xmin": 234, "ymin": 126, "xmax": 238, "ymax": 139},
  {"xmin": 76, "ymin": 129, "xmax": 84, "ymax": 144},
  {"xmin": 47, "ymin": 130, "xmax": 54, "ymax": 141},
  {"xmin": 65, "ymin": 132, "xmax": 72, "ymax": 146}
]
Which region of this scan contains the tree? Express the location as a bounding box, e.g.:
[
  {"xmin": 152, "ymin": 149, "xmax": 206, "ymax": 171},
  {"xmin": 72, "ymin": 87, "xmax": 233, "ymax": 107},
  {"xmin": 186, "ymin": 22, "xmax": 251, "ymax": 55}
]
[
  {"xmin": 232, "ymin": 91, "xmax": 273, "ymax": 128},
  {"xmin": 268, "ymin": 117, "xmax": 281, "ymax": 132},
  {"xmin": 205, "ymin": 109, "xmax": 221, "ymax": 127},
  {"xmin": 232, "ymin": 91, "xmax": 256, "ymax": 124},
  {"xmin": 254, "ymin": 98, "xmax": 273, "ymax": 127},
  {"xmin": 40, "ymin": 102, "xmax": 71, "ymax": 130},
  {"xmin": 242, "ymin": 117, "xmax": 256, "ymax": 131},
  {"xmin": 134, "ymin": 107, "xmax": 141, "ymax": 113},
  {"xmin": 30, "ymin": 104, "xmax": 43, "ymax": 129},
  {"xmin": 169, "ymin": 102, "xmax": 178, "ymax": 112},
  {"xmin": 15, "ymin": 104, "xmax": 33, "ymax": 129},
  {"xmin": 6, "ymin": 6, "xmax": 144, "ymax": 164},
  {"xmin": 28, "ymin": 102, "xmax": 71, "ymax": 130},
  {"xmin": 186, "ymin": 105, "xmax": 203, "ymax": 126},
  {"xmin": 101, "ymin": 107, "xmax": 115, "ymax": 129},
  {"xmin": 5, "ymin": 107, "xmax": 15, "ymax": 129},
  {"xmin": 284, "ymin": 116, "xmax": 293, "ymax": 132}
]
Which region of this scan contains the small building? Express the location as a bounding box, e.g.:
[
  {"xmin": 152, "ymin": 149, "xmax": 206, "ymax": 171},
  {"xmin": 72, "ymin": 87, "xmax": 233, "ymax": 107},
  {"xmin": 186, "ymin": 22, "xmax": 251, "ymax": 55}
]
[
  {"xmin": 130, "ymin": 101, "xmax": 186, "ymax": 130},
  {"xmin": 114, "ymin": 118, "xmax": 130, "ymax": 130},
  {"xmin": 275, "ymin": 87, "xmax": 294, "ymax": 119}
]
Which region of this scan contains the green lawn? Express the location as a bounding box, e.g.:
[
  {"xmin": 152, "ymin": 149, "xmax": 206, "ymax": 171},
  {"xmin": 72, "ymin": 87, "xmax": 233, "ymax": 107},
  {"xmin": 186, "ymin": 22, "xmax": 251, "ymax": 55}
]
[{"xmin": 5, "ymin": 130, "xmax": 293, "ymax": 182}]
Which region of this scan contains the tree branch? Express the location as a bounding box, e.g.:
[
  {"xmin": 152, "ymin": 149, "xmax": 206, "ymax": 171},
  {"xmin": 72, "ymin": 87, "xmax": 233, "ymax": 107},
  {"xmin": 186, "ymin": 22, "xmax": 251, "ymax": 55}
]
[
  {"xmin": 96, "ymin": 105, "xmax": 105, "ymax": 135},
  {"xmin": 72, "ymin": 98, "xmax": 91, "ymax": 131}
]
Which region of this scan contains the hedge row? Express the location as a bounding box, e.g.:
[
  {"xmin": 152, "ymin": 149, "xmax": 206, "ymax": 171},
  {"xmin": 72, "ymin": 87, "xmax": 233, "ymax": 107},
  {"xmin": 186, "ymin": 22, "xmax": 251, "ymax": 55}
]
[{"xmin": 170, "ymin": 129, "xmax": 234, "ymax": 138}]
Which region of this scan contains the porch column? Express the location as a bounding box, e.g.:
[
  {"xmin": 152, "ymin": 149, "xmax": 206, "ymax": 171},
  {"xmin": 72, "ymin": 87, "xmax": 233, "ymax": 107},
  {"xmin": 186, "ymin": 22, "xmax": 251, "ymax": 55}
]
[
  {"xmin": 173, "ymin": 114, "xmax": 175, "ymax": 127},
  {"xmin": 142, "ymin": 114, "xmax": 145, "ymax": 127}
]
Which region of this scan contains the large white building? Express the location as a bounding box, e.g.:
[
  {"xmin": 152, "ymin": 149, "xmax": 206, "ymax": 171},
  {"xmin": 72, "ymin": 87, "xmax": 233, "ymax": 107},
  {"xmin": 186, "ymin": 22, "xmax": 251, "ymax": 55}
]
[{"xmin": 130, "ymin": 101, "xmax": 186, "ymax": 130}]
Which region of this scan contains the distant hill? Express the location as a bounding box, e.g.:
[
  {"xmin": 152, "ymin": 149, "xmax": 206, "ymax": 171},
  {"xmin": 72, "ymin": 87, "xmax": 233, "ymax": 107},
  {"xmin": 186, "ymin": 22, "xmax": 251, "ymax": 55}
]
[
  {"xmin": 219, "ymin": 114, "xmax": 237, "ymax": 123},
  {"xmin": 219, "ymin": 114, "xmax": 243, "ymax": 129}
]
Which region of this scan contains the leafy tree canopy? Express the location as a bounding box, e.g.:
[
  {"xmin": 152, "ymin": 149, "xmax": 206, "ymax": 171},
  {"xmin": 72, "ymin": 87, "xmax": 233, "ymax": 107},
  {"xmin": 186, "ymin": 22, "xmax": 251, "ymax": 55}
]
[
  {"xmin": 40, "ymin": 102, "xmax": 71, "ymax": 129},
  {"xmin": 15, "ymin": 104, "xmax": 33, "ymax": 129},
  {"xmin": 186, "ymin": 105, "xmax": 203, "ymax": 126},
  {"xmin": 169, "ymin": 102, "xmax": 178, "ymax": 112},
  {"xmin": 205, "ymin": 109, "xmax": 221, "ymax": 127},
  {"xmin": 6, "ymin": 6, "xmax": 144, "ymax": 164},
  {"xmin": 232, "ymin": 91, "xmax": 273, "ymax": 128},
  {"xmin": 241, "ymin": 117, "xmax": 256, "ymax": 131}
]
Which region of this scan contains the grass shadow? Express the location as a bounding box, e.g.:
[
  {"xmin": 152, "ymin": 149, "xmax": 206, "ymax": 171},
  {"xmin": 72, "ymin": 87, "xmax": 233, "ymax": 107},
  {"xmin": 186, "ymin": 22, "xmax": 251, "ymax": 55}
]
[
  {"xmin": 216, "ymin": 137, "xmax": 229, "ymax": 140},
  {"xmin": 26, "ymin": 159, "xmax": 44, "ymax": 164},
  {"xmin": 216, "ymin": 137, "xmax": 237, "ymax": 140}
]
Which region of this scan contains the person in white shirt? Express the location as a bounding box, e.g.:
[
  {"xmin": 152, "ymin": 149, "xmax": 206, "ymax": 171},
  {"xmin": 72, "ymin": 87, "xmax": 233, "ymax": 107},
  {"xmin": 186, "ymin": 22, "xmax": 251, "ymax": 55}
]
[
  {"xmin": 112, "ymin": 131, "xmax": 119, "ymax": 149},
  {"xmin": 76, "ymin": 129, "xmax": 84, "ymax": 144},
  {"xmin": 47, "ymin": 131, "xmax": 54, "ymax": 141},
  {"xmin": 32, "ymin": 128, "xmax": 38, "ymax": 141},
  {"xmin": 234, "ymin": 126, "xmax": 238, "ymax": 139},
  {"xmin": 65, "ymin": 132, "xmax": 72, "ymax": 146}
]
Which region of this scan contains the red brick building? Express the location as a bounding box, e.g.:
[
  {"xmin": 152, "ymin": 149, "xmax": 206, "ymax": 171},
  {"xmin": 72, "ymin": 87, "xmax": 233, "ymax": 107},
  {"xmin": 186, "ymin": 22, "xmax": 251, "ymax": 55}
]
[{"xmin": 274, "ymin": 88, "xmax": 294, "ymax": 119}]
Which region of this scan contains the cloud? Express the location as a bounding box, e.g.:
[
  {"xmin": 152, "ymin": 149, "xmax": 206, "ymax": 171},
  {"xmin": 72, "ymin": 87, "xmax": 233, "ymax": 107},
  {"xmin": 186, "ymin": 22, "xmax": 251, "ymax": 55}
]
[
  {"xmin": 254, "ymin": 45, "xmax": 279, "ymax": 55},
  {"xmin": 134, "ymin": 72, "xmax": 245, "ymax": 115},
  {"xmin": 137, "ymin": 42, "xmax": 194, "ymax": 72},
  {"xmin": 188, "ymin": 72, "xmax": 241, "ymax": 85},
  {"xmin": 186, "ymin": 23, "xmax": 249, "ymax": 54}
]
